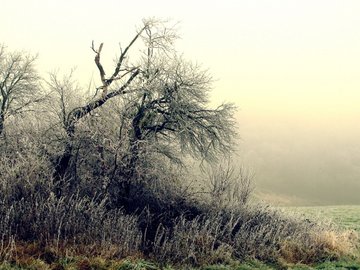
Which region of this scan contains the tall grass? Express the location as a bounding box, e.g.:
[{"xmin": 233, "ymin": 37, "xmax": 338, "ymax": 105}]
[
  {"xmin": 0, "ymin": 144, "xmax": 358, "ymax": 267},
  {"xmin": 0, "ymin": 151, "xmax": 142, "ymax": 262},
  {"xmin": 152, "ymin": 205, "xmax": 359, "ymax": 266}
]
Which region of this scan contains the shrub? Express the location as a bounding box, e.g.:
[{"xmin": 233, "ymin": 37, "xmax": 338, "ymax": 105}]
[
  {"xmin": 0, "ymin": 134, "xmax": 358, "ymax": 267},
  {"xmin": 151, "ymin": 203, "xmax": 359, "ymax": 266},
  {"xmin": 0, "ymin": 149, "xmax": 141, "ymax": 261},
  {"xmin": 153, "ymin": 214, "xmax": 233, "ymax": 265}
]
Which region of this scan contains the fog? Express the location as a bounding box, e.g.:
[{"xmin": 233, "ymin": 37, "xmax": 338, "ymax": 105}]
[{"xmin": 237, "ymin": 103, "xmax": 360, "ymax": 205}]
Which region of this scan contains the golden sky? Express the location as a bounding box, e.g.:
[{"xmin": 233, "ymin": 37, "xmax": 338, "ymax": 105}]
[{"xmin": 2, "ymin": 0, "xmax": 360, "ymax": 204}]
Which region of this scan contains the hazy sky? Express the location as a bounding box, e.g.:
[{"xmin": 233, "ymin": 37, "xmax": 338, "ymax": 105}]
[{"xmin": 2, "ymin": 0, "xmax": 360, "ymax": 205}]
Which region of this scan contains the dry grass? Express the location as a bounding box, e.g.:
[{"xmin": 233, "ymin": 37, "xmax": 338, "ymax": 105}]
[
  {"xmin": 153, "ymin": 214, "xmax": 233, "ymax": 265},
  {"xmin": 0, "ymin": 143, "xmax": 358, "ymax": 267},
  {"xmin": 151, "ymin": 204, "xmax": 359, "ymax": 266},
  {"xmin": 0, "ymin": 151, "xmax": 142, "ymax": 263}
]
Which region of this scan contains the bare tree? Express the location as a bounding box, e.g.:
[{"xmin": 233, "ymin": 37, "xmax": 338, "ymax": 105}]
[
  {"xmin": 51, "ymin": 19, "xmax": 237, "ymax": 198},
  {"xmin": 97, "ymin": 20, "xmax": 239, "ymax": 209},
  {"xmin": 0, "ymin": 45, "xmax": 41, "ymax": 137},
  {"xmin": 51, "ymin": 19, "xmax": 156, "ymax": 190},
  {"xmin": 206, "ymin": 161, "xmax": 254, "ymax": 208},
  {"xmin": 117, "ymin": 28, "xmax": 237, "ymax": 177},
  {"xmin": 46, "ymin": 69, "xmax": 83, "ymax": 133}
]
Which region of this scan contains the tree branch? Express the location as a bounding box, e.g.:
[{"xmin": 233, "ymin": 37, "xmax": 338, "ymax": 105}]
[
  {"xmin": 107, "ymin": 24, "xmax": 148, "ymax": 85},
  {"xmin": 66, "ymin": 69, "xmax": 140, "ymax": 132},
  {"xmin": 91, "ymin": 42, "xmax": 107, "ymax": 97}
]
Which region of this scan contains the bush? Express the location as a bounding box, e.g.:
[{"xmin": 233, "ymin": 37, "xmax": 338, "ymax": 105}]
[
  {"xmin": 0, "ymin": 148, "xmax": 141, "ymax": 261},
  {"xmin": 153, "ymin": 214, "xmax": 234, "ymax": 265},
  {"xmin": 0, "ymin": 128, "xmax": 358, "ymax": 268},
  {"xmin": 151, "ymin": 204, "xmax": 359, "ymax": 266}
]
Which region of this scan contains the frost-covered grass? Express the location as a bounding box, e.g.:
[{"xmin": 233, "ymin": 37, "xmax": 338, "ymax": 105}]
[{"xmin": 283, "ymin": 205, "xmax": 360, "ymax": 232}]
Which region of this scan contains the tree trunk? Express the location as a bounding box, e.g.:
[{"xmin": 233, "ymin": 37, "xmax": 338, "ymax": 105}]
[
  {"xmin": 0, "ymin": 112, "xmax": 4, "ymax": 137},
  {"xmin": 53, "ymin": 125, "xmax": 76, "ymax": 196},
  {"xmin": 107, "ymin": 127, "xmax": 143, "ymax": 209}
]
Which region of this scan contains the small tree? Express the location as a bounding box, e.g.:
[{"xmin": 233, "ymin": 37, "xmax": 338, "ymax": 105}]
[
  {"xmin": 46, "ymin": 69, "xmax": 83, "ymax": 134},
  {"xmin": 51, "ymin": 19, "xmax": 237, "ymax": 198},
  {"xmin": 0, "ymin": 45, "xmax": 42, "ymax": 138},
  {"xmin": 101, "ymin": 21, "xmax": 238, "ymax": 210},
  {"xmin": 49, "ymin": 19, "xmax": 179, "ymax": 191},
  {"xmin": 120, "ymin": 58, "xmax": 237, "ymax": 177},
  {"xmin": 206, "ymin": 162, "xmax": 254, "ymax": 208},
  {"xmin": 116, "ymin": 23, "xmax": 237, "ymax": 177}
]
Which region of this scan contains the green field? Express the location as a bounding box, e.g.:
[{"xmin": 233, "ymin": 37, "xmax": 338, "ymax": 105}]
[{"xmin": 282, "ymin": 205, "xmax": 360, "ymax": 232}]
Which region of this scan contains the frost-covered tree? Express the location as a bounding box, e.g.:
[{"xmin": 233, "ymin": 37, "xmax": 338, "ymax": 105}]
[
  {"xmin": 0, "ymin": 45, "xmax": 42, "ymax": 137},
  {"xmin": 51, "ymin": 19, "xmax": 237, "ymax": 196}
]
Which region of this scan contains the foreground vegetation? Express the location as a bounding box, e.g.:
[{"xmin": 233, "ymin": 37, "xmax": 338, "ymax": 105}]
[
  {"xmin": 0, "ymin": 250, "xmax": 359, "ymax": 269},
  {"xmin": 1, "ymin": 19, "xmax": 359, "ymax": 269}
]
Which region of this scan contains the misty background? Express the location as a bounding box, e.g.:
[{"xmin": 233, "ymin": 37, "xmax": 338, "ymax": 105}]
[{"xmin": 1, "ymin": 0, "xmax": 360, "ymax": 205}]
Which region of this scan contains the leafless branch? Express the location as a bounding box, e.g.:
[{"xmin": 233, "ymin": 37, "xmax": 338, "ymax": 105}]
[{"xmin": 66, "ymin": 69, "xmax": 140, "ymax": 134}]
